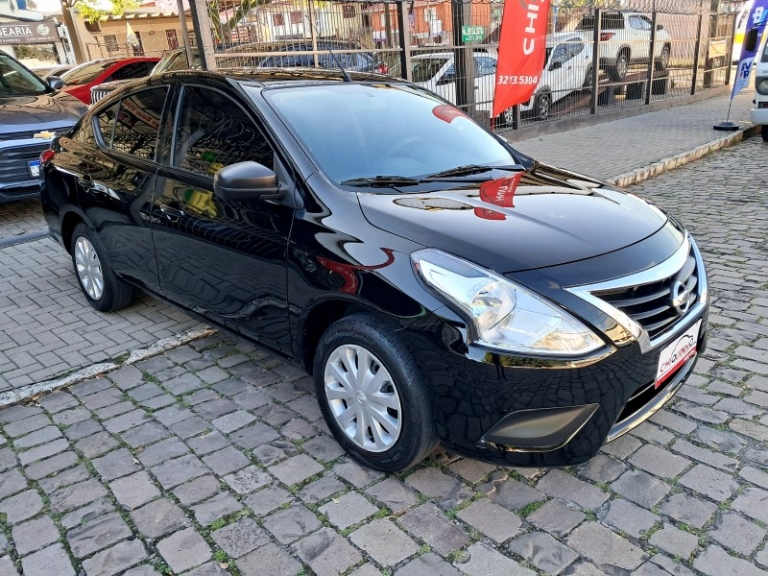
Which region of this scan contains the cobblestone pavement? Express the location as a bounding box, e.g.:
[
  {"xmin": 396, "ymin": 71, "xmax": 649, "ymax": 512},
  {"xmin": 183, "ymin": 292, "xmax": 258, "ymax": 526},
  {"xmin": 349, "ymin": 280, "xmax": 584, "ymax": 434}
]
[
  {"xmin": 0, "ymin": 138, "xmax": 767, "ymax": 575},
  {"xmin": 0, "ymin": 200, "xmax": 45, "ymax": 241}
]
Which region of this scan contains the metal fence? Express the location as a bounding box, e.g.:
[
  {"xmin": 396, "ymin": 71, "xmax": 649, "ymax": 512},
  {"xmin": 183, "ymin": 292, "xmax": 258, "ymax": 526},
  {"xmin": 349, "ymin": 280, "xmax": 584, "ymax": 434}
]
[{"xmin": 183, "ymin": 0, "xmax": 737, "ymax": 131}]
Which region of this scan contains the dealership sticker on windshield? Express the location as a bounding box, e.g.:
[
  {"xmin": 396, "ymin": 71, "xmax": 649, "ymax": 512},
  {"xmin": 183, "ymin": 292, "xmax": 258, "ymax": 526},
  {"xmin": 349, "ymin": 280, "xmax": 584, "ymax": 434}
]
[
  {"xmin": 28, "ymin": 160, "xmax": 40, "ymax": 178},
  {"xmin": 655, "ymin": 320, "xmax": 701, "ymax": 388}
]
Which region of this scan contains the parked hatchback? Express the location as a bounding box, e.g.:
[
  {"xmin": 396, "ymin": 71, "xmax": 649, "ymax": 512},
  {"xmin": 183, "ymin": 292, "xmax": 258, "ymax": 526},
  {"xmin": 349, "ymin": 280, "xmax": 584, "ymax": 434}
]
[
  {"xmin": 41, "ymin": 69, "xmax": 708, "ymax": 472},
  {"xmin": 60, "ymin": 57, "xmax": 160, "ymax": 104}
]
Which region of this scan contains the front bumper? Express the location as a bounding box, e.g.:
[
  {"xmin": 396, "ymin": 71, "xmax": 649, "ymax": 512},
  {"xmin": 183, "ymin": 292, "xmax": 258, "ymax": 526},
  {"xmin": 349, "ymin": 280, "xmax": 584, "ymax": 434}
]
[
  {"xmin": 402, "ymin": 233, "xmax": 709, "ymax": 467},
  {"xmin": 0, "ymin": 138, "xmax": 51, "ymax": 203},
  {"xmin": 750, "ymin": 106, "xmax": 768, "ymax": 125}
]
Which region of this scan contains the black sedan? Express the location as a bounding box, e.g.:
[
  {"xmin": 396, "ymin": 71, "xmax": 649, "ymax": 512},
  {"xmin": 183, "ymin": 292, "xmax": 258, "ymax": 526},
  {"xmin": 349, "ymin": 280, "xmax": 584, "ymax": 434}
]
[{"xmin": 41, "ymin": 69, "xmax": 708, "ymax": 472}]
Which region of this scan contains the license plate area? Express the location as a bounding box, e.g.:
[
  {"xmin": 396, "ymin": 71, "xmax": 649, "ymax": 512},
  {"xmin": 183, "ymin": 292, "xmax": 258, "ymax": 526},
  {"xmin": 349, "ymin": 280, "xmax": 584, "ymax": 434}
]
[
  {"xmin": 28, "ymin": 160, "xmax": 40, "ymax": 178},
  {"xmin": 655, "ymin": 320, "xmax": 701, "ymax": 388}
]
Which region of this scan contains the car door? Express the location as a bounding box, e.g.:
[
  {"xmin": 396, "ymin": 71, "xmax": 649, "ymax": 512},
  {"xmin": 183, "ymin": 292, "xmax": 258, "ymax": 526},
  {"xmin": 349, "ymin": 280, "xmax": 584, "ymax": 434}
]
[
  {"xmin": 546, "ymin": 43, "xmax": 571, "ymax": 103},
  {"xmin": 566, "ymin": 39, "xmax": 590, "ymax": 92},
  {"xmin": 627, "ymin": 15, "xmax": 651, "ymax": 61},
  {"xmin": 69, "ymin": 86, "xmax": 168, "ymax": 291},
  {"xmin": 151, "ymin": 82, "xmax": 295, "ymax": 353}
]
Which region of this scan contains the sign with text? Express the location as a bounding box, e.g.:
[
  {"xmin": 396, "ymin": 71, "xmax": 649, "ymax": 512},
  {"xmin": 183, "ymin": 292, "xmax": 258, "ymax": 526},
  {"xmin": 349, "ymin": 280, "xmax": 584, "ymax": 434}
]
[
  {"xmin": 492, "ymin": 0, "xmax": 551, "ymax": 117},
  {"xmin": 0, "ymin": 20, "xmax": 59, "ymax": 44},
  {"xmin": 731, "ymin": 0, "xmax": 768, "ymax": 99},
  {"xmin": 461, "ymin": 25, "xmax": 484, "ymax": 43}
]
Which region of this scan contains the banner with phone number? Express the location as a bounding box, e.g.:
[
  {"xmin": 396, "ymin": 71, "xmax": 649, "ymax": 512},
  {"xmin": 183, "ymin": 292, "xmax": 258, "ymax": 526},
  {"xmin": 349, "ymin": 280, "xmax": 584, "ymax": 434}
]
[
  {"xmin": 731, "ymin": 0, "xmax": 768, "ymax": 99},
  {"xmin": 492, "ymin": 0, "xmax": 551, "ymax": 117}
]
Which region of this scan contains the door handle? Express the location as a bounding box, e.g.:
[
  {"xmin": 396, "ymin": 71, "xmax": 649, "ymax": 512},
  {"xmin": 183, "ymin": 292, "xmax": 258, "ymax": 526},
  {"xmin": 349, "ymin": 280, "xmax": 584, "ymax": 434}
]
[{"xmin": 160, "ymin": 205, "xmax": 185, "ymax": 219}]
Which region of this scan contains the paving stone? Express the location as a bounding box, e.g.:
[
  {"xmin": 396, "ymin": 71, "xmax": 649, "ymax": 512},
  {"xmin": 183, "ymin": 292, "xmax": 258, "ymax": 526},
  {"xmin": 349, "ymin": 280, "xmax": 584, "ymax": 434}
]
[
  {"xmin": 319, "ymin": 492, "xmax": 378, "ymax": 530},
  {"xmin": 82, "ymin": 388, "xmax": 125, "ymax": 410},
  {"xmin": 13, "ymin": 426, "xmax": 62, "ymax": 449},
  {"xmin": 60, "ymin": 498, "xmax": 115, "ymax": 530},
  {"xmin": 611, "ymin": 470, "xmax": 670, "ymax": 509},
  {"xmin": 650, "ymin": 410, "xmax": 698, "ymax": 434},
  {"xmin": 21, "ymin": 543, "xmax": 75, "ymax": 576},
  {"xmin": 0, "ymin": 489, "xmax": 43, "ymax": 523},
  {"xmin": 632, "ymin": 562, "xmax": 673, "ymax": 576},
  {"xmin": 151, "ymin": 454, "xmax": 209, "ymax": 489},
  {"xmin": 211, "ymin": 517, "xmax": 269, "ymax": 558},
  {"xmin": 157, "ymin": 528, "xmax": 211, "ymax": 573},
  {"xmin": 650, "ymin": 554, "xmax": 696, "ymax": 576},
  {"xmin": 563, "ymin": 560, "xmax": 609, "ymax": 576},
  {"xmin": 736, "ymin": 489, "xmax": 768, "ymax": 524},
  {"xmin": 459, "ymin": 542, "xmax": 535, "ymax": 576},
  {"xmin": 576, "ymin": 455, "xmax": 626, "ymax": 483},
  {"xmin": 671, "ymin": 438, "xmax": 740, "ymax": 471},
  {"xmin": 11, "ymin": 515, "xmax": 59, "ymax": 555},
  {"xmin": 181, "ymin": 562, "xmax": 229, "ymax": 576},
  {"xmin": 109, "ymin": 470, "xmax": 160, "ymax": 510},
  {"xmin": 232, "ymin": 389, "xmax": 270, "ymax": 410},
  {"xmin": 457, "ymin": 498, "xmax": 522, "ymax": 543},
  {"xmin": 62, "ymin": 418, "xmax": 103, "ymax": 441},
  {"xmin": 153, "ymin": 405, "xmax": 194, "ymax": 426},
  {"xmin": 230, "ymin": 422, "xmax": 281, "ymax": 450},
  {"xmin": 108, "ymin": 365, "xmax": 144, "ymax": 389},
  {"xmin": 629, "ymin": 444, "xmax": 692, "ymax": 479},
  {"xmin": 173, "ymin": 475, "xmax": 222, "ymax": 506},
  {"xmin": 103, "ymin": 410, "xmax": 150, "ymax": 434},
  {"xmin": 405, "ymin": 467, "xmax": 472, "ymax": 509},
  {"xmin": 711, "ymin": 511, "xmax": 767, "ymax": 555},
  {"xmin": 222, "ymin": 465, "xmax": 271, "ymax": 495},
  {"xmin": 202, "ymin": 446, "xmax": 251, "ymax": 476},
  {"xmin": 192, "ymin": 492, "xmax": 242, "ymax": 526},
  {"xmin": 18, "ymin": 438, "xmax": 69, "ymax": 466},
  {"xmin": 598, "ymin": 499, "xmax": 659, "ymax": 538},
  {"xmin": 263, "ymin": 504, "xmax": 321, "ymax": 544},
  {"xmin": 398, "ymin": 503, "xmax": 469, "ymax": 556},
  {"xmin": 237, "ymin": 542, "xmax": 302, "ymax": 576},
  {"xmin": 269, "ymin": 454, "xmax": 323, "ymax": 486},
  {"xmin": 679, "ymin": 464, "xmax": 739, "ymax": 501},
  {"xmin": 448, "ymin": 458, "xmax": 497, "ymax": 484},
  {"xmin": 508, "ymin": 531, "xmax": 579, "ymax": 575},
  {"xmin": 395, "ymin": 552, "xmax": 461, "ymax": 576},
  {"xmin": 195, "ymin": 398, "xmax": 238, "ymax": 421},
  {"xmin": 67, "ymin": 512, "xmax": 132, "ymax": 558},
  {"xmin": 486, "ymin": 477, "xmax": 546, "ymax": 512},
  {"xmin": 212, "ymin": 410, "xmax": 256, "ymax": 434},
  {"xmin": 75, "ymin": 431, "xmax": 119, "ymax": 459},
  {"xmin": 136, "ymin": 437, "xmax": 189, "ymax": 467},
  {"xmin": 164, "ymin": 373, "xmax": 205, "ymax": 396},
  {"xmin": 52, "ymin": 407, "xmax": 91, "ymax": 427},
  {"xmin": 4, "ymin": 414, "xmax": 50, "ymax": 437},
  {"xmin": 132, "ymin": 498, "xmax": 189, "ymax": 539},
  {"xmin": 567, "ymin": 522, "xmax": 649, "ymax": 573},
  {"xmin": 741, "ymin": 466, "xmax": 768, "ymax": 490},
  {"xmin": 0, "ymin": 556, "xmax": 17, "ymax": 576},
  {"xmin": 659, "ymin": 493, "xmax": 718, "ymax": 528},
  {"xmin": 0, "ymin": 470, "xmax": 26, "ymax": 499},
  {"xmin": 630, "ymin": 422, "xmax": 675, "ymax": 446},
  {"xmin": 38, "ymin": 391, "xmax": 79, "ymax": 413},
  {"xmin": 292, "ymin": 527, "xmax": 362, "ymax": 576},
  {"xmin": 537, "ymin": 470, "xmax": 609, "ymax": 510},
  {"xmin": 527, "ymin": 499, "xmax": 586, "ymax": 537},
  {"xmin": 299, "ymin": 476, "xmax": 346, "ymax": 503},
  {"xmin": 92, "ymin": 448, "xmax": 141, "ymax": 481},
  {"xmin": 120, "ymin": 422, "xmax": 170, "ymax": 449},
  {"xmin": 187, "ymin": 431, "xmax": 230, "ymax": 456},
  {"xmin": 0, "ymin": 448, "xmax": 16, "ymax": 473},
  {"xmin": 693, "ymin": 545, "xmax": 768, "ymax": 576},
  {"xmin": 253, "ymin": 443, "xmax": 289, "ymax": 466},
  {"xmin": 350, "ymin": 519, "xmax": 419, "ymax": 567},
  {"xmin": 280, "ymin": 418, "xmax": 316, "ymax": 441},
  {"xmin": 82, "ymin": 538, "xmax": 147, "ymax": 576},
  {"xmin": 349, "ymin": 564, "xmax": 382, "ymax": 576},
  {"xmin": 127, "ymin": 383, "xmax": 164, "ymax": 402},
  {"xmin": 244, "ymin": 485, "xmax": 293, "ymax": 517},
  {"xmin": 332, "ymin": 458, "xmax": 384, "ymax": 488},
  {"xmin": 365, "ymin": 477, "xmax": 419, "ymax": 512},
  {"xmin": 212, "ymin": 377, "xmax": 252, "ymax": 398},
  {"xmin": 649, "ymin": 524, "xmax": 699, "ymax": 559},
  {"xmin": 170, "ymin": 416, "xmax": 209, "ymax": 438}
]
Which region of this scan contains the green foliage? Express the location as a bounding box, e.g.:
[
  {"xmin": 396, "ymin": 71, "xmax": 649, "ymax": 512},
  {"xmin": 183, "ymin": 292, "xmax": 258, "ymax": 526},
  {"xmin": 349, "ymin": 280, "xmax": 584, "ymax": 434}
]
[{"xmin": 70, "ymin": 0, "xmax": 140, "ymax": 23}]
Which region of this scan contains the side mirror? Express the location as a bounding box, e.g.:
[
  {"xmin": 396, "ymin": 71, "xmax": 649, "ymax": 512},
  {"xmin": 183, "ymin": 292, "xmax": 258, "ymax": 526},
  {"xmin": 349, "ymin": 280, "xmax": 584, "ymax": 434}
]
[
  {"xmin": 213, "ymin": 161, "xmax": 283, "ymax": 201},
  {"xmin": 745, "ymin": 27, "xmax": 759, "ymax": 52},
  {"xmin": 48, "ymin": 76, "xmax": 64, "ymax": 90},
  {"xmin": 549, "ymin": 61, "xmax": 563, "ymax": 71},
  {"xmin": 656, "ymin": 24, "xmax": 664, "ymax": 31}
]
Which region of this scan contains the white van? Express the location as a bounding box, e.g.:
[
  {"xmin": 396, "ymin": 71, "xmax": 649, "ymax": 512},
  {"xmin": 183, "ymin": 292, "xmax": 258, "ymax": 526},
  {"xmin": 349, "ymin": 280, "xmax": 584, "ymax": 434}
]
[{"xmin": 750, "ymin": 28, "xmax": 768, "ymax": 141}]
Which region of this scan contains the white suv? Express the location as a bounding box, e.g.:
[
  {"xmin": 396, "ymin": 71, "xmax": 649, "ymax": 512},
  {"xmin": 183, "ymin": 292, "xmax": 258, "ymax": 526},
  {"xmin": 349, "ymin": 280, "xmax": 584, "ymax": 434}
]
[
  {"xmin": 576, "ymin": 11, "xmax": 672, "ymax": 80},
  {"xmin": 750, "ymin": 32, "xmax": 768, "ymax": 141}
]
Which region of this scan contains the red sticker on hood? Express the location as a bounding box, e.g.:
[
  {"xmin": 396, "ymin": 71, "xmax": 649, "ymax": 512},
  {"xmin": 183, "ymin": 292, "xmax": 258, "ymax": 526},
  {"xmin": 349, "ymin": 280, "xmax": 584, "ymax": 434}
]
[{"xmin": 432, "ymin": 105, "xmax": 469, "ymax": 123}]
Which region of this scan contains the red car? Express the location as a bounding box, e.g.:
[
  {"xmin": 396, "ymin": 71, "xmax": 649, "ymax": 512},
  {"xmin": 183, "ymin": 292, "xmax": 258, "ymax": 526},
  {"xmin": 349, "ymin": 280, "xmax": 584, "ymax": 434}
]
[{"xmin": 59, "ymin": 57, "xmax": 159, "ymax": 104}]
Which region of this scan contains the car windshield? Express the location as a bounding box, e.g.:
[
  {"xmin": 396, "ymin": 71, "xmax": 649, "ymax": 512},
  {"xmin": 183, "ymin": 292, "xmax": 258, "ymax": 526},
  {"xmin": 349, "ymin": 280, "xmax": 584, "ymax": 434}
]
[
  {"xmin": 152, "ymin": 51, "xmax": 199, "ymax": 74},
  {"xmin": 258, "ymin": 82, "xmax": 515, "ymax": 186},
  {"xmin": 60, "ymin": 60, "xmax": 114, "ymax": 85},
  {"xmin": 0, "ymin": 53, "xmax": 49, "ymax": 96}
]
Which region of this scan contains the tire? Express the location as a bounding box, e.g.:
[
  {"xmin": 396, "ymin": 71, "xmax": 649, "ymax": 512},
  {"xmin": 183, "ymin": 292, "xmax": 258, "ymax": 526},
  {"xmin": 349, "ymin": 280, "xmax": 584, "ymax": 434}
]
[
  {"xmin": 655, "ymin": 44, "xmax": 670, "ymax": 71},
  {"xmin": 313, "ymin": 313, "xmax": 438, "ymax": 472},
  {"xmin": 609, "ymin": 51, "xmax": 629, "ymax": 81},
  {"xmin": 762, "ymin": 125, "xmax": 768, "ymax": 142},
  {"xmin": 533, "ymin": 92, "xmax": 551, "ymax": 121},
  {"xmin": 583, "ymin": 65, "xmax": 594, "ymax": 89},
  {"xmin": 70, "ymin": 223, "xmax": 133, "ymax": 312}
]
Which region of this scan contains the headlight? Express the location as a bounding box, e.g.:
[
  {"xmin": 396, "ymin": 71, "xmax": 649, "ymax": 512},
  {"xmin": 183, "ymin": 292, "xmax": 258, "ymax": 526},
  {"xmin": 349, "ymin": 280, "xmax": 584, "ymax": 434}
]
[
  {"xmin": 757, "ymin": 77, "xmax": 768, "ymax": 95},
  {"xmin": 412, "ymin": 249, "xmax": 603, "ymax": 356}
]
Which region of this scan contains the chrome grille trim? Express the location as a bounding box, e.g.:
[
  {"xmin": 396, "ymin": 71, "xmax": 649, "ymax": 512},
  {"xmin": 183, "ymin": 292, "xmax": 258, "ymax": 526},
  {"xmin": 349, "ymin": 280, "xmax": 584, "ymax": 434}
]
[{"xmin": 566, "ymin": 235, "xmax": 708, "ymax": 354}]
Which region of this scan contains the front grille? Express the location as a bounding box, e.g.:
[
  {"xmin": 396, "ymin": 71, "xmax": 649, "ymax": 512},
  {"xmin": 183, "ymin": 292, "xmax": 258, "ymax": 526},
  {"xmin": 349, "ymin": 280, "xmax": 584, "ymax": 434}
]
[
  {"xmin": 91, "ymin": 89, "xmax": 110, "ymax": 104},
  {"xmin": 0, "ymin": 130, "xmax": 37, "ymax": 141},
  {"xmin": 593, "ymin": 244, "xmax": 699, "ymax": 340},
  {"xmin": 0, "ymin": 143, "xmax": 49, "ymax": 183}
]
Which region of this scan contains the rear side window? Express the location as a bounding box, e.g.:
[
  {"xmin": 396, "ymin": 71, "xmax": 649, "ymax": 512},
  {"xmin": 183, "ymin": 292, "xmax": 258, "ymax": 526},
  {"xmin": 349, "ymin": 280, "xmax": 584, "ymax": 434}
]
[
  {"xmin": 108, "ymin": 62, "xmax": 152, "ymax": 82},
  {"xmin": 94, "ymin": 102, "xmax": 119, "ymax": 146},
  {"xmin": 111, "ymin": 87, "xmax": 169, "ymax": 160}
]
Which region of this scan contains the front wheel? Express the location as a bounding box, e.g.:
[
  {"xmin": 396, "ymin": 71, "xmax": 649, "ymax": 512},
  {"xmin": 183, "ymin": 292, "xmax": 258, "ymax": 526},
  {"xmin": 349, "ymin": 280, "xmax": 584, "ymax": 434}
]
[
  {"xmin": 762, "ymin": 125, "xmax": 768, "ymax": 142},
  {"xmin": 610, "ymin": 51, "xmax": 629, "ymax": 81},
  {"xmin": 314, "ymin": 313, "xmax": 438, "ymax": 472},
  {"xmin": 533, "ymin": 92, "xmax": 551, "ymax": 121},
  {"xmin": 655, "ymin": 45, "xmax": 670, "ymax": 71},
  {"xmin": 70, "ymin": 223, "xmax": 133, "ymax": 312}
]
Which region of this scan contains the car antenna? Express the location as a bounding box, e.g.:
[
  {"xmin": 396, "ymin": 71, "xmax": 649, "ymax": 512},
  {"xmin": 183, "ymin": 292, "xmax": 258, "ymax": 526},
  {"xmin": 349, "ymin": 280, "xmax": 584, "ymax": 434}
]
[{"xmin": 308, "ymin": 18, "xmax": 351, "ymax": 82}]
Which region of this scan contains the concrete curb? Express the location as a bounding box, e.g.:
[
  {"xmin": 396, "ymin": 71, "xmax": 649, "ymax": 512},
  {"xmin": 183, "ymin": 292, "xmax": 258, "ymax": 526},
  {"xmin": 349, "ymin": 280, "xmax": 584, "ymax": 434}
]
[
  {"xmin": 0, "ymin": 324, "xmax": 216, "ymax": 409},
  {"xmin": 609, "ymin": 124, "xmax": 761, "ymax": 187}
]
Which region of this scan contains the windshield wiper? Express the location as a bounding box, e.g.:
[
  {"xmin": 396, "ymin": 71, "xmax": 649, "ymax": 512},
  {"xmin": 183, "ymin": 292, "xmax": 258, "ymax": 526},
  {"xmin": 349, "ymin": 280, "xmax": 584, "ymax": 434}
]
[
  {"xmin": 424, "ymin": 164, "xmax": 524, "ymax": 179},
  {"xmin": 341, "ymin": 175, "xmax": 423, "ymax": 187}
]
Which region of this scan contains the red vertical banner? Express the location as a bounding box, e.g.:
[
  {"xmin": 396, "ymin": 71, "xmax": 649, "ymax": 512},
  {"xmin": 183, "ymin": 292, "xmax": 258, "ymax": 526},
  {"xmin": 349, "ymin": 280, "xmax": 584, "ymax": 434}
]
[{"xmin": 492, "ymin": 0, "xmax": 551, "ymax": 118}]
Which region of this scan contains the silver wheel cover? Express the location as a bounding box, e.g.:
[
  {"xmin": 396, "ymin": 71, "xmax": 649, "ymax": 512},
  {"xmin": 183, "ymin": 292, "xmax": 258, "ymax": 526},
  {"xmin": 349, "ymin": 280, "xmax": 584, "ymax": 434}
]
[
  {"xmin": 74, "ymin": 236, "xmax": 105, "ymax": 301},
  {"xmin": 323, "ymin": 344, "xmax": 402, "ymax": 453}
]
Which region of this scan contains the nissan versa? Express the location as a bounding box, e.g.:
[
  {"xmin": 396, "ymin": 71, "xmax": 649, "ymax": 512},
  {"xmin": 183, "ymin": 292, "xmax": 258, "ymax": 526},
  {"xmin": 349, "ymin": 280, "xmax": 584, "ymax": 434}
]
[{"xmin": 40, "ymin": 69, "xmax": 708, "ymax": 472}]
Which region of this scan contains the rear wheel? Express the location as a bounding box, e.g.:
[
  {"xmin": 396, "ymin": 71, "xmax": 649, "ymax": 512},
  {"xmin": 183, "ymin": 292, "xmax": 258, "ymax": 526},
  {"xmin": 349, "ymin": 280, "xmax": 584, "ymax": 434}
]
[
  {"xmin": 70, "ymin": 224, "xmax": 133, "ymax": 312},
  {"xmin": 583, "ymin": 65, "xmax": 594, "ymax": 89},
  {"xmin": 655, "ymin": 44, "xmax": 670, "ymax": 71},
  {"xmin": 533, "ymin": 92, "xmax": 551, "ymax": 121},
  {"xmin": 314, "ymin": 313, "xmax": 438, "ymax": 472},
  {"xmin": 762, "ymin": 125, "xmax": 768, "ymax": 142},
  {"xmin": 609, "ymin": 51, "xmax": 629, "ymax": 81}
]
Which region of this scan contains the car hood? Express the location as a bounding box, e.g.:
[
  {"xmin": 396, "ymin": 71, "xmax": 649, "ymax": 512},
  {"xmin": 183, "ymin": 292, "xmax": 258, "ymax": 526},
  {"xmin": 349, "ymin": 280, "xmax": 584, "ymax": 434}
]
[
  {"xmin": 0, "ymin": 91, "xmax": 87, "ymax": 136},
  {"xmin": 356, "ymin": 162, "xmax": 669, "ymax": 273}
]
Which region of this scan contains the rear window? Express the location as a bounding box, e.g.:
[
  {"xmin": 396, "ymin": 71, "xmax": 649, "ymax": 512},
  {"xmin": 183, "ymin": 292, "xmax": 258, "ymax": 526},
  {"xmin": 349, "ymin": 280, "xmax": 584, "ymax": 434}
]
[
  {"xmin": 61, "ymin": 61, "xmax": 114, "ymax": 86},
  {"xmin": 577, "ymin": 13, "xmax": 625, "ymax": 30}
]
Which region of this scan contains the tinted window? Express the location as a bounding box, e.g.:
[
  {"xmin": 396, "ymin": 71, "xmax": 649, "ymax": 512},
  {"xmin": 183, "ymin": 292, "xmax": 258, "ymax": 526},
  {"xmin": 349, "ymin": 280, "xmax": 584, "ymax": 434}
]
[
  {"xmin": 112, "ymin": 87, "xmax": 168, "ymax": 160},
  {"xmin": 108, "ymin": 61, "xmax": 152, "ymax": 81},
  {"xmin": 0, "ymin": 53, "xmax": 48, "ymax": 96},
  {"xmin": 567, "ymin": 41, "xmax": 585, "ymax": 59},
  {"xmin": 629, "ymin": 16, "xmax": 650, "ymax": 30},
  {"xmin": 95, "ymin": 102, "xmax": 119, "ymax": 146},
  {"xmin": 173, "ymin": 86, "xmax": 273, "ymax": 176},
  {"xmin": 61, "ymin": 60, "xmax": 114, "ymax": 85},
  {"xmin": 602, "ymin": 13, "xmax": 625, "ymax": 29},
  {"xmin": 475, "ymin": 56, "xmax": 497, "ymax": 76}
]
